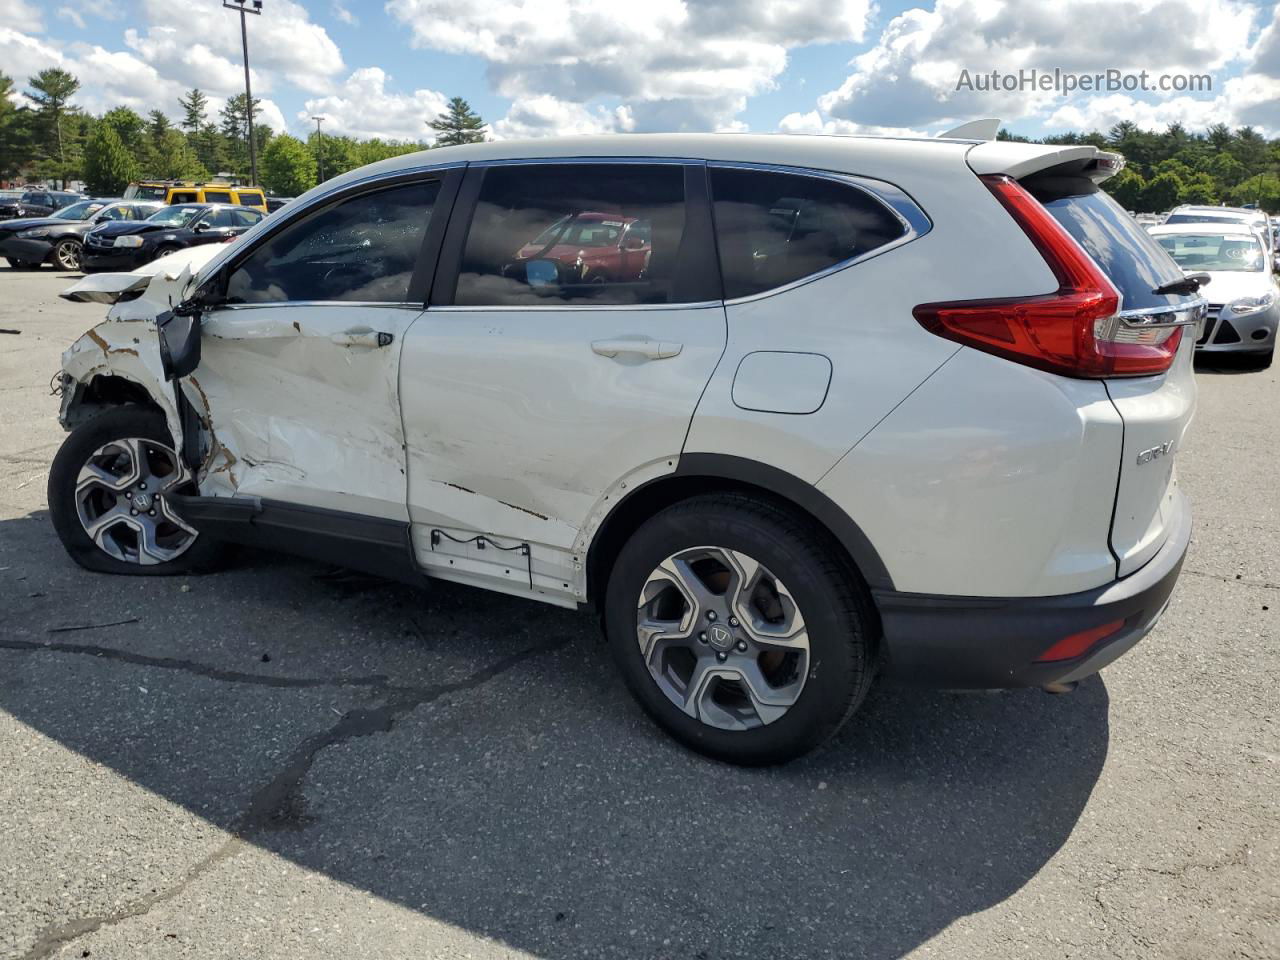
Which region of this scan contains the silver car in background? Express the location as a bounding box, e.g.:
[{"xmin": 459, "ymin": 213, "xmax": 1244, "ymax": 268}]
[
  {"xmin": 1150, "ymin": 222, "xmax": 1278, "ymax": 368},
  {"xmin": 1164, "ymin": 204, "xmax": 1274, "ymax": 253}
]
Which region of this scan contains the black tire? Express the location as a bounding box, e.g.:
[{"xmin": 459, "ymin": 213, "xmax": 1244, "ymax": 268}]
[
  {"xmin": 52, "ymin": 237, "xmax": 82, "ymax": 271},
  {"xmin": 48, "ymin": 405, "xmax": 230, "ymax": 576},
  {"xmin": 153, "ymin": 244, "xmax": 182, "ymax": 262},
  {"xmin": 603, "ymin": 493, "xmax": 876, "ymax": 765}
]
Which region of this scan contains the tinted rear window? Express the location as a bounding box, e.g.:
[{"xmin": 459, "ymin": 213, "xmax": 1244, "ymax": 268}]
[
  {"xmin": 709, "ymin": 168, "xmax": 907, "ymax": 300},
  {"xmin": 1025, "ymin": 176, "xmax": 1188, "ymax": 312}
]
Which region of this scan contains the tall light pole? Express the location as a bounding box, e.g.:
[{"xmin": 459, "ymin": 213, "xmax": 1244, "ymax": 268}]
[
  {"xmin": 312, "ymin": 115, "xmax": 325, "ymax": 183},
  {"xmin": 223, "ymin": 0, "xmax": 262, "ymax": 187}
]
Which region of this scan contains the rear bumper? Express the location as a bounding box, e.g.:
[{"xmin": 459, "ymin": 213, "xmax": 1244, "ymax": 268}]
[{"xmin": 873, "ymin": 492, "xmax": 1191, "ymax": 689}]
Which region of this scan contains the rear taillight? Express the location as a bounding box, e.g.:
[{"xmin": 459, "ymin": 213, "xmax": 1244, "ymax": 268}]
[{"xmin": 913, "ymin": 175, "xmax": 1181, "ymax": 378}]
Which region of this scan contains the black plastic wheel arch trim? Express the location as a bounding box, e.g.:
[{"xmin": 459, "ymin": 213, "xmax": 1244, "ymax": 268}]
[{"xmin": 665, "ymin": 453, "xmax": 895, "ymax": 590}]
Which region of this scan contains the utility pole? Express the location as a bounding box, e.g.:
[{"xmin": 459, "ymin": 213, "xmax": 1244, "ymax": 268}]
[
  {"xmin": 312, "ymin": 115, "xmax": 325, "ymax": 183},
  {"xmin": 223, "ymin": 0, "xmax": 263, "ymax": 187}
]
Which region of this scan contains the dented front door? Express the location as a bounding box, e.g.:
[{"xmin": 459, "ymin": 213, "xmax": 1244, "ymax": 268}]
[
  {"xmin": 193, "ymin": 303, "xmax": 422, "ymax": 520},
  {"xmin": 188, "ymin": 176, "xmax": 448, "ymax": 522}
]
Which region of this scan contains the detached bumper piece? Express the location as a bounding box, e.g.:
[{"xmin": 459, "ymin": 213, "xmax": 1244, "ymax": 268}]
[
  {"xmin": 873, "ymin": 501, "xmax": 1192, "ymax": 689},
  {"xmin": 167, "ymin": 494, "xmax": 424, "ymax": 587}
]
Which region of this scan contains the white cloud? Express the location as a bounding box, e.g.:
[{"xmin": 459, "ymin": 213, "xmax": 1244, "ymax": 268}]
[
  {"xmin": 777, "ymin": 110, "xmax": 926, "ymax": 138},
  {"xmin": 300, "ymin": 67, "xmax": 448, "ymax": 141},
  {"xmin": 331, "ymin": 2, "xmax": 357, "ymax": 26},
  {"xmin": 386, "ymin": 0, "xmax": 873, "ymax": 132},
  {"xmin": 493, "ymin": 96, "xmax": 634, "ymax": 139},
  {"xmin": 56, "ymin": 7, "xmax": 85, "ymax": 30},
  {"xmin": 0, "ymin": 0, "xmax": 41, "ymax": 30},
  {"xmin": 127, "ymin": 0, "xmax": 343, "ymax": 95},
  {"xmin": 811, "ymin": 0, "xmax": 1259, "ymax": 131}
]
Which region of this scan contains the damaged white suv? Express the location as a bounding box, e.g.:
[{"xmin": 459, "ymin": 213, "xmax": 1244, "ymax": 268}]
[{"xmin": 51, "ymin": 134, "xmax": 1199, "ymax": 764}]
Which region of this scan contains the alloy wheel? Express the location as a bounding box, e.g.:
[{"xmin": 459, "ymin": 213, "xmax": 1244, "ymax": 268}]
[
  {"xmin": 74, "ymin": 437, "xmax": 199, "ymax": 565},
  {"xmin": 54, "ymin": 240, "xmax": 81, "ymax": 271},
  {"xmin": 636, "ymin": 546, "xmax": 810, "ymax": 731}
]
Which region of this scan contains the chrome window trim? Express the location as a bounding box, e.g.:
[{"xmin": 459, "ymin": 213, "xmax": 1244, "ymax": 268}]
[
  {"xmin": 708, "ymin": 161, "xmax": 933, "ymax": 307},
  {"xmin": 217, "ymin": 301, "xmax": 425, "ymax": 311},
  {"xmin": 427, "ymin": 300, "xmax": 724, "ymax": 314}
]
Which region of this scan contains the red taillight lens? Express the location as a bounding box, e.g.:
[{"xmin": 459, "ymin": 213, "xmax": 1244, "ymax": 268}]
[
  {"xmin": 1035, "ymin": 619, "xmax": 1126, "ymax": 663},
  {"xmin": 913, "ymin": 175, "xmax": 1182, "ymax": 378}
]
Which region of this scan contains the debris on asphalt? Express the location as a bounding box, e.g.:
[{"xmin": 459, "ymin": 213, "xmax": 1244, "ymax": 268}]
[
  {"xmin": 46, "ymin": 616, "xmax": 140, "ymax": 634},
  {"xmin": 0, "ymin": 327, "xmax": 20, "ymax": 334}
]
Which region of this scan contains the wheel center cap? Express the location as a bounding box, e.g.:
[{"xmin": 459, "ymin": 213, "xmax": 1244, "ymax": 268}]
[
  {"xmin": 133, "ymin": 492, "xmax": 154, "ymax": 511},
  {"xmin": 707, "ymin": 623, "xmax": 734, "ymax": 652}
]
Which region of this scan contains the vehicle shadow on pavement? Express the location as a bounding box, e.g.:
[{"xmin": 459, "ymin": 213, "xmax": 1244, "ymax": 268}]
[{"xmin": 1, "ymin": 509, "xmax": 1110, "ymax": 960}]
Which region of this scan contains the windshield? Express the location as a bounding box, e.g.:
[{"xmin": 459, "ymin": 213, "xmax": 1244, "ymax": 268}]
[
  {"xmin": 146, "ymin": 205, "xmax": 203, "ymax": 227},
  {"xmin": 53, "ymin": 201, "xmax": 104, "ymax": 220},
  {"xmin": 1156, "ymin": 234, "xmax": 1265, "ymax": 272}
]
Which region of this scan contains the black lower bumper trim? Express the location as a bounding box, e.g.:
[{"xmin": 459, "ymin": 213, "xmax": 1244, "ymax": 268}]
[
  {"xmin": 167, "ymin": 494, "xmax": 424, "ymax": 586},
  {"xmin": 873, "ymin": 498, "xmax": 1192, "ymax": 689}
]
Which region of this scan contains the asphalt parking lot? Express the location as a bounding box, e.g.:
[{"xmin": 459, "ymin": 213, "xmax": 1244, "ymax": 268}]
[{"xmin": 1, "ymin": 265, "xmax": 1276, "ymax": 960}]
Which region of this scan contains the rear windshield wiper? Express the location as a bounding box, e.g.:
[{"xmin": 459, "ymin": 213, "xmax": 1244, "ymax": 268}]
[{"xmin": 1152, "ymin": 273, "xmax": 1210, "ymax": 296}]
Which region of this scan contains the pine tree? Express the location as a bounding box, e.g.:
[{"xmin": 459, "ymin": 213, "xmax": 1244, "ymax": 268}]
[
  {"xmin": 84, "ymin": 124, "xmax": 139, "ymax": 195},
  {"xmin": 178, "ymin": 88, "xmax": 209, "ymax": 132},
  {"xmin": 428, "ymin": 97, "xmax": 487, "ymax": 147},
  {"xmin": 0, "ymin": 71, "xmax": 36, "ymax": 180},
  {"xmin": 27, "ymin": 68, "xmax": 81, "ymax": 175}
]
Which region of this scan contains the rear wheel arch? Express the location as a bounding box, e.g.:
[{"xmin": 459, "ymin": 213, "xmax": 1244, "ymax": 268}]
[{"xmin": 586, "ymin": 454, "xmax": 892, "ymax": 614}]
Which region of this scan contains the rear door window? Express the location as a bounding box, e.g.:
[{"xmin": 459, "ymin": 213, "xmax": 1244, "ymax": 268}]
[
  {"xmin": 1024, "ymin": 176, "xmax": 1188, "ymax": 312},
  {"xmin": 452, "ymin": 163, "xmax": 697, "ymax": 306},
  {"xmin": 171, "ymin": 191, "xmax": 198, "ymax": 203},
  {"xmin": 204, "ymin": 190, "xmax": 233, "ymax": 204},
  {"xmin": 709, "ymin": 167, "xmax": 908, "ymax": 300}
]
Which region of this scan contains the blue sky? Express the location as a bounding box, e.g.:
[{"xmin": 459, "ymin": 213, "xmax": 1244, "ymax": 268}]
[{"xmin": 2, "ymin": 0, "xmax": 1278, "ymax": 142}]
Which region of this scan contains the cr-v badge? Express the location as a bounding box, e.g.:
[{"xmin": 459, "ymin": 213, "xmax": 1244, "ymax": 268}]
[{"xmin": 1137, "ymin": 441, "xmax": 1174, "ymax": 465}]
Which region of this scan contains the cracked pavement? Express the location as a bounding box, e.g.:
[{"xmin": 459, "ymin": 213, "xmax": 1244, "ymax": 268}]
[{"xmin": 1, "ymin": 268, "xmax": 1277, "ymax": 959}]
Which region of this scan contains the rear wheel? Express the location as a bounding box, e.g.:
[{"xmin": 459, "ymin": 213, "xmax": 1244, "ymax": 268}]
[
  {"xmin": 52, "ymin": 238, "xmax": 82, "ymax": 271},
  {"xmin": 604, "ymin": 493, "xmax": 876, "ymax": 765},
  {"xmin": 153, "ymin": 244, "xmax": 182, "ymax": 262},
  {"xmin": 48, "ymin": 406, "xmax": 228, "ymax": 575}
]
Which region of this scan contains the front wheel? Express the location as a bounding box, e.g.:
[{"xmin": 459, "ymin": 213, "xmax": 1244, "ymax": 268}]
[
  {"xmin": 48, "ymin": 406, "xmax": 228, "ymax": 575},
  {"xmin": 52, "ymin": 238, "xmax": 82, "ymax": 271},
  {"xmin": 604, "ymin": 493, "xmax": 876, "ymax": 765}
]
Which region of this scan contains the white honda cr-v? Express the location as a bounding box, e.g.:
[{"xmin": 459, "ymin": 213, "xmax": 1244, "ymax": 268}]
[{"xmin": 51, "ymin": 133, "xmax": 1199, "ymax": 765}]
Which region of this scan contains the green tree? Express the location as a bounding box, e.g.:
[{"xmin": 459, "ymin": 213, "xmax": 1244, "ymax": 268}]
[
  {"xmin": 101, "ymin": 107, "xmax": 146, "ymax": 156},
  {"xmin": 1207, "ymin": 152, "xmax": 1247, "ymax": 190},
  {"xmin": 0, "ymin": 71, "xmax": 36, "ymax": 179},
  {"xmin": 178, "ymin": 88, "xmax": 209, "ymax": 132},
  {"xmin": 219, "ymin": 93, "xmax": 266, "ymax": 177},
  {"xmin": 1227, "ymin": 174, "xmax": 1280, "ymax": 211},
  {"xmin": 148, "ymin": 129, "xmax": 208, "ymax": 180},
  {"xmin": 309, "ymin": 131, "xmax": 358, "ymax": 182},
  {"xmin": 27, "ymin": 68, "xmax": 81, "ymax": 179},
  {"xmin": 1177, "ymin": 172, "xmax": 1218, "ymax": 205},
  {"xmin": 83, "ymin": 124, "xmax": 139, "ymax": 195},
  {"xmin": 428, "ymin": 96, "xmax": 487, "ymax": 146},
  {"xmin": 1141, "ymin": 171, "xmax": 1184, "ymax": 212},
  {"xmin": 260, "ymin": 134, "xmax": 316, "ymax": 195},
  {"xmin": 352, "ymin": 138, "xmax": 424, "ymax": 165},
  {"xmin": 1105, "ymin": 167, "xmax": 1146, "ymax": 210}
]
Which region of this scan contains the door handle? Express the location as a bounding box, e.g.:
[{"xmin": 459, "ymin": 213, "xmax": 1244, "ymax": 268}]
[
  {"xmin": 330, "ymin": 329, "xmax": 394, "ymax": 348},
  {"xmin": 591, "ymin": 339, "xmax": 683, "ymax": 360}
]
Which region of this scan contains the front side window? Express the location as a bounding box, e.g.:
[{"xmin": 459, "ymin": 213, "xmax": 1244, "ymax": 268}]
[
  {"xmin": 1157, "ymin": 234, "xmax": 1265, "ymax": 272},
  {"xmin": 96, "ymin": 204, "xmax": 131, "ymax": 221},
  {"xmin": 225, "ymin": 180, "xmax": 437, "ymax": 304},
  {"xmin": 710, "ymin": 167, "xmax": 908, "ymax": 300},
  {"xmin": 454, "ymin": 164, "xmax": 687, "ymax": 306},
  {"xmin": 52, "ymin": 201, "xmax": 103, "ymax": 220}
]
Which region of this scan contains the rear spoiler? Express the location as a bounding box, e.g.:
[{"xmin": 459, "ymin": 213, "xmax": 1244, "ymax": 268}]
[{"xmin": 967, "ymin": 142, "xmax": 1127, "ymax": 183}]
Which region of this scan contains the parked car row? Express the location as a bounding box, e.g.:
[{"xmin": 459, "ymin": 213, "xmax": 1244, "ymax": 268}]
[
  {"xmin": 0, "ymin": 188, "xmax": 87, "ymax": 221},
  {"xmin": 0, "ymin": 200, "xmax": 265, "ymax": 271}
]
